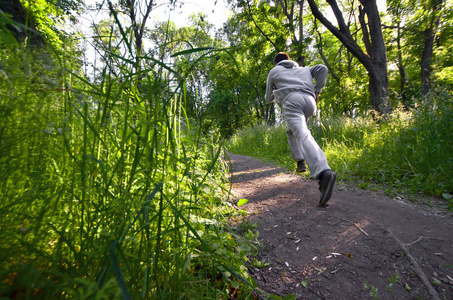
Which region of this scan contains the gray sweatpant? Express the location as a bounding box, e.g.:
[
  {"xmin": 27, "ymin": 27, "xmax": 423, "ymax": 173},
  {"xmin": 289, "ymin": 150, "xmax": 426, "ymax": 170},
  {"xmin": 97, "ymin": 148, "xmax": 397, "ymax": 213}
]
[{"xmin": 281, "ymin": 93, "xmax": 330, "ymax": 180}]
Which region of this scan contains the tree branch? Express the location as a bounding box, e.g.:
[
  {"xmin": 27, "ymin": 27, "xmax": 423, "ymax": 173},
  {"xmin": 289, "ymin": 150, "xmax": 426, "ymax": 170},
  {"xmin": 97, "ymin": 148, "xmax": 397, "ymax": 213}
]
[
  {"xmin": 277, "ymin": 0, "xmax": 292, "ymax": 20},
  {"xmin": 359, "ymin": 5, "xmax": 373, "ymax": 56},
  {"xmin": 307, "ymin": 0, "xmax": 371, "ymax": 70},
  {"xmin": 297, "ymin": 0, "xmax": 304, "ymax": 43},
  {"xmin": 327, "ymin": 0, "xmax": 351, "ymax": 34},
  {"xmin": 246, "ymin": 0, "xmax": 279, "ymax": 51},
  {"xmin": 359, "ymin": 0, "xmax": 386, "ymax": 58},
  {"xmin": 316, "ymin": 30, "xmax": 340, "ymax": 82}
]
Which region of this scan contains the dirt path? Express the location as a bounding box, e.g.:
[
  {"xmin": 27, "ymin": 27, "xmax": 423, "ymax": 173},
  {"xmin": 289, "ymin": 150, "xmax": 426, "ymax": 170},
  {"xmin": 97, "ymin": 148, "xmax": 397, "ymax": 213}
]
[{"xmin": 227, "ymin": 152, "xmax": 453, "ymax": 300}]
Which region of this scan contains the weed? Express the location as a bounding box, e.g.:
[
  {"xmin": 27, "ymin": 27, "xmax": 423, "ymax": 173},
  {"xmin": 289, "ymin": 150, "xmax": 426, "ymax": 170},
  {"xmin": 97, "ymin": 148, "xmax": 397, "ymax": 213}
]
[
  {"xmin": 364, "ymin": 280, "xmax": 380, "ymax": 299},
  {"xmin": 387, "ymin": 270, "xmax": 400, "ymax": 293},
  {"xmin": 249, "ymin": 258, "xmax": 269, "ymax": 268}
]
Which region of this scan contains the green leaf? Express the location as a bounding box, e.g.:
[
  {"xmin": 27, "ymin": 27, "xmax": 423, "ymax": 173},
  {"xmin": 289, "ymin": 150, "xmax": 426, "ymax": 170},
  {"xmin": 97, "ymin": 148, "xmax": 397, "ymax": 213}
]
[
  {"xmin": 232, "ymin": 281, "xmax": 239, "ymax": 289},
  {"xmin": 110, "ymin": 241, "xmax": 132, "ymax": 300},
  {"xmin": 301, "ymin": 279, "xmax": 308, "ymax": 288},
  {"xmin": 238, "ymin": 198, "xmax": 248, "ymax": 207},
  {"xmin": 442, "ymin": 193, "xmax": 452, "ymax": 200},
  {"xmin": 171, "ymin": 47, "xmax": 216, "ymax": 57}
]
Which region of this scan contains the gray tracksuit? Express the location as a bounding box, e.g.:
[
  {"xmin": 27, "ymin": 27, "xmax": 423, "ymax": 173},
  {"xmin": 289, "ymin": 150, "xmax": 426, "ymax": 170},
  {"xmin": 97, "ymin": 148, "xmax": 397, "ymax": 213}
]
[{"xmin": 265, "ymin": 60, "xmax": 330, "ymax": 180}]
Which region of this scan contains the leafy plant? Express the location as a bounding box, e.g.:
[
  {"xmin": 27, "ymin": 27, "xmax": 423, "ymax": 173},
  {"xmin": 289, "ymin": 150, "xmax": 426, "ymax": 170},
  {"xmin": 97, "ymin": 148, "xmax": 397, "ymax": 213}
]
[
  {"xmin": 0, "ymin": 8, "xmax": 258, "ymax": 299},
  {"xmin": 387, "ymin": 270, "xmax": 400, "ymax": 293},
  {"xmin": 364, "ymin": 280, "xmax": 380, "ymax": 300}
]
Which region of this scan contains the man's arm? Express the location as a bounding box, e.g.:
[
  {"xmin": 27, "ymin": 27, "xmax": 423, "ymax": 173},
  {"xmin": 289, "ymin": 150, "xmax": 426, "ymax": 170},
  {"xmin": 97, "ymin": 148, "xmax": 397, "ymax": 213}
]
[
  {"xmin": 310, "ymin": 65, "xmax": 328, "ymax": 99},
  {"xmin": 265, "ymin": 70, "xmax": 275, "ymax": 104}
]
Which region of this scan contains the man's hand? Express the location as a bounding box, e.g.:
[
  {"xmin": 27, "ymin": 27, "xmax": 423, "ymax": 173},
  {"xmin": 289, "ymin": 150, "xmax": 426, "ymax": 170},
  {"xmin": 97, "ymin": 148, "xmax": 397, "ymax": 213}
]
[{"xmin": 315, "ymin": 92, "xmax": 320, "ymax": 103}]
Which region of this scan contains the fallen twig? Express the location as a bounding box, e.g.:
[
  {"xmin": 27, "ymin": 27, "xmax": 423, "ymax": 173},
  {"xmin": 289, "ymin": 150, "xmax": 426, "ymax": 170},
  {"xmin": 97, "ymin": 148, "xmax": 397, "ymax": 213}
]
[
  {"xmin": 354, "ymin": 223, "xmax": 369, "ymax": 236},
  {"xmin": 340, "ymin": 218, "xmax": 369, "ymax": 236},
  {"xmin": 387, "ymin": 230, "xmax": 441, "ymax": 300}
]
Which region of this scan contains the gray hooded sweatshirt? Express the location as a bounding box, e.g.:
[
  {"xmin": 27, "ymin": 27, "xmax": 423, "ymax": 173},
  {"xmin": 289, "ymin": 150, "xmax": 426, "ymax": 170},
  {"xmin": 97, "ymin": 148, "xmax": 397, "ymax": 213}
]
[{"xmin": 265, "ymin": 60, "xmax": 328, "ymax": 107}]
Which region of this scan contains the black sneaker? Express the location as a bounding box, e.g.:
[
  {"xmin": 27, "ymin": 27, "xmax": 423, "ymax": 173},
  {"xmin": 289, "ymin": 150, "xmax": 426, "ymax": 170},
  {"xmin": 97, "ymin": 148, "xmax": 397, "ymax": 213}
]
[
  {"xmin": 296, "ymin": 160, "xmax": 306, "ymax": 173},
  {"xmin": 318, "ymin": 170, "xmax": 336, "ymax": 207}
]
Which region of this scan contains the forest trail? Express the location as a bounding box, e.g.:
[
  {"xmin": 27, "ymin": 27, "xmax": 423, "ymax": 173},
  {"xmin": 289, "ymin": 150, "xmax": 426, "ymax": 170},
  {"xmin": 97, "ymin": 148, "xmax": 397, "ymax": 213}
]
[{"xmin": 227, "ymin": 152, "xmax": 453, "ymax": 300}]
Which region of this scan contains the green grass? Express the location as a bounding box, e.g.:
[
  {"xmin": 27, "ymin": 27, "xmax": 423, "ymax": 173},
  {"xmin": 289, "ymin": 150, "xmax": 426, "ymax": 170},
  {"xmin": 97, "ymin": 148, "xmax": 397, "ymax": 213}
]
[
  {"xmin": 0, "ymin": 32, "xmax": 260, "ymax": 300},
  {"xmin": 227, "ymin": 96, "xmax": 453, "ymax": 207}
]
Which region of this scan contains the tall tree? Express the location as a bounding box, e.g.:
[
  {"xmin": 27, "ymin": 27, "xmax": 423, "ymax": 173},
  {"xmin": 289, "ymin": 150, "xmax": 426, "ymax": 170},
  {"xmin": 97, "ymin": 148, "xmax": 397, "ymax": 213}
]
[
  {"xmin": 171, "ymin": 13, "xmax": 225, "ymax": 120},
  {"xmin": 275, "ymin": 0, "xmax": 307, "ymax": 64},
  {"xmin": 103, "ymin": 0, "xmax": 172, "ymax": 92},
  {"xmin": 118, "ymin": 0, "xmax": 157, "ymax": 92},
  {"xmin": 238, "ymin": 0, "xmax": 312, "ymax": 64},
  {"xmin": 386, "ymin": 0, "xmax": 409, "ymax": 107},
  {"xmin": 420, "ymin": 0, "xmax": 443, "ymax": 96},
  {"xmin": 307, "ymin": 0, "xmax": 390, "ymax": 115},
  {"xmin": 386, "ymin": 0, "xmax": 449, "ymax": 103}
]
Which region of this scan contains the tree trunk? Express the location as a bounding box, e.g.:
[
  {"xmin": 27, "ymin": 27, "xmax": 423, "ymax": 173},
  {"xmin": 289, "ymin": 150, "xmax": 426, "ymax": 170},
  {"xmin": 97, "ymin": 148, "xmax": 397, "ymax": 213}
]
[
  {"xmin": 396, "ymin": 22, "xmax": 407, "ymax": 108},
  {"xmin": 277, "ymin": 0, "xmax": 306, "ymax": 65},
  {"xmin": 421, "ymin": 28, "xmax": 434, "ymax": 96},
  {"xmin": 266, "ymin": 102, "xmax": 276, "ymax": 125},
  {"xmin": 0, "ymin": 0, "xmax": 45, "ymax": 47},
  {"xmin": 307, "ymin": 0, "xmax": 390, "ymax": 114},
  {"xmin": 421, "ymin": 0, "xmax": 442, "ymax": 97},
  {"xmin": 125, "ymin": 0, "xmax": 155, "ymax": 93},
  {"xmin": 368, "ymin": 65, "xmax": 389, "ymax": 114}
]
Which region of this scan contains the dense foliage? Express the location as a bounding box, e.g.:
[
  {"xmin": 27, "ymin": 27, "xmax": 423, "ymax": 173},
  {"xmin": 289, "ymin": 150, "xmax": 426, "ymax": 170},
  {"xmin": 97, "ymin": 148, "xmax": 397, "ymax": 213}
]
[
  {"xmin": 0, "ymin": 39, "xmax": 262, "ymax": 300},
  {"xmin": 0, "ymin": 2, "xmax": 261, "ymax": 299}
]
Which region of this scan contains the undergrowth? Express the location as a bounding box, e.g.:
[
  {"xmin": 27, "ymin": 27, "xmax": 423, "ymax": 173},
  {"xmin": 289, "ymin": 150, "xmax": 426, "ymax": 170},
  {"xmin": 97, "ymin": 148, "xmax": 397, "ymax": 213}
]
[
  {"xmin": 227, "ymin": 95, "xmax": 453, "ymax": 208},
  {"xmin": 0, "ymin": 23, "xmax": 262, "ymax": 300}
]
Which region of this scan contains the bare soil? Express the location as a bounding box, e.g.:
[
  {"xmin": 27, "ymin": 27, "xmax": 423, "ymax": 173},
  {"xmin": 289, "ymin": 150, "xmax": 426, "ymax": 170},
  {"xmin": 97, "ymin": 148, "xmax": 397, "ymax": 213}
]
[{"xmin": 227, "ymin": 152, "xmax": 453, "ymax": 300}]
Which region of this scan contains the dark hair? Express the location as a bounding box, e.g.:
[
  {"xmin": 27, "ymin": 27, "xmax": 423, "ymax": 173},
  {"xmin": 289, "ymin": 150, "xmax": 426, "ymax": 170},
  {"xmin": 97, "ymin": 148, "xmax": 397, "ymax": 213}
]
[{"xmin": 274, "ymin": 52, "xmax": 290, "ymax": 65}]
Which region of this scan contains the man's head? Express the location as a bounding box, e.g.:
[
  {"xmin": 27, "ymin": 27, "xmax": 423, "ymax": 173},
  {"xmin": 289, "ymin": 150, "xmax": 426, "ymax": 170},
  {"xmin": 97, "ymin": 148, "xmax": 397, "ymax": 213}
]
[{"xmin": 274, "ymin": 52, "xmax": 290, "ymax": 65}]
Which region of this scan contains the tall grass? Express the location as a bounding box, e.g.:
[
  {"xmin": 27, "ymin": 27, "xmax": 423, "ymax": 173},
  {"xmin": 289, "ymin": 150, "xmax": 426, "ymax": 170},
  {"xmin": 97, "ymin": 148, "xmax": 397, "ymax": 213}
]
[
  {"xmin": 0, "ymin": 20, "xmax": 257, "ymax": 300},
  {"xmin": 227, "ymin": 95, "xmax": 453, "ymax": 205}
]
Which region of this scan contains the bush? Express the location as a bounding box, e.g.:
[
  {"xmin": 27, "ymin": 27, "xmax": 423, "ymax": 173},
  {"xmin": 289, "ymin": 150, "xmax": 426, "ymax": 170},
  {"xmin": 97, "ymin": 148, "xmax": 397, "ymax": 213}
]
[
  {"xmin": 0, "ymin": 45, "xmax": 257, "ymax": 299},
  {"xmin": 227, "ymin": 96, "xmax": 453, "ymax": 200}
]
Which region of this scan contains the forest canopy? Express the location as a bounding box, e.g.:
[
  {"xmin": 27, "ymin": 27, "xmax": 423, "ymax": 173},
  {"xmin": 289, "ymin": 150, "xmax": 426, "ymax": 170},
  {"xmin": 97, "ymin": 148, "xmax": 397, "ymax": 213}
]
[{"xmin": 2, "ymin": 0, "xmax": 451, "ymax": 135}]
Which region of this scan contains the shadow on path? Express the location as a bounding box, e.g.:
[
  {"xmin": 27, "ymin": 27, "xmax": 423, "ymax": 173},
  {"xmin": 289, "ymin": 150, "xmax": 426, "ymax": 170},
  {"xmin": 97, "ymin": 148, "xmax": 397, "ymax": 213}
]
[{"xmin": 228, "ymin": 152, "xmax": 453, "ymax": 300}]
